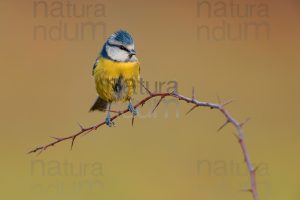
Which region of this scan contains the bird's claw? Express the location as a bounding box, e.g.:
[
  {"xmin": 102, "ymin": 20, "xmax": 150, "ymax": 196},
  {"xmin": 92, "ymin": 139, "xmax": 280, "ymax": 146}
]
[
  {"xmin": 105, "ymin": 117, "xmax": 114, "ymax": 127},
  {"xmin": 128, "ymin": 103, "xmax": 138, "ymax": 116}
]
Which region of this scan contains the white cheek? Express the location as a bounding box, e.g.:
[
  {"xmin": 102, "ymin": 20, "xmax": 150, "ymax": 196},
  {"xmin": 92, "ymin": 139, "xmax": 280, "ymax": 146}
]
[{"xmin": 106, "ymin": 46, "xmax": 128, "ymax": 61}]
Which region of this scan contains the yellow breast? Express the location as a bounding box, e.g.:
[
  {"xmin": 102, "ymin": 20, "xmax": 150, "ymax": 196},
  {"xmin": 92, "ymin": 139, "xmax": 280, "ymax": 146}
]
[{"xmin": 93, "ymin": 57, "xmax": 140, "ymax": 102}]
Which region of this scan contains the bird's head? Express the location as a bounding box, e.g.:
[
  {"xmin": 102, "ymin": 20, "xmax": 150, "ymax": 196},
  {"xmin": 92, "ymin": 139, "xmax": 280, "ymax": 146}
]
[{"xmin": 101, "ymin": 30, "xmax": 137, "ymax": 62}]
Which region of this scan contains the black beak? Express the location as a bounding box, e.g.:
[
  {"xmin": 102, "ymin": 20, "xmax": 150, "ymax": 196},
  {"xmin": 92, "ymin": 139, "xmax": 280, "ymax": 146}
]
[{"xmin": 129, "ymin": 50, "xmax": 136, "ymax": 57}]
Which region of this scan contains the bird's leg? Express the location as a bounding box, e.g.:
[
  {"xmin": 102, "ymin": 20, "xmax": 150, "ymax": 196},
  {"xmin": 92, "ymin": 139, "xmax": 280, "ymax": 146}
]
[
  {"xmin": 128, "ymin": 99, "xmax": 138, "ymax": 116},
  {"xmin": 105, "ymin": 103, "xmax": 114, "ymax": 127}
]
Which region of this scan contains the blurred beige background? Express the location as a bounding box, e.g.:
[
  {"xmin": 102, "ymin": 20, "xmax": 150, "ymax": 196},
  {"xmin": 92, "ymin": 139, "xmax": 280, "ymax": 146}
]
[{"xmin": 0, "ymin": 0, "xmax": 299, "ymax": 199}]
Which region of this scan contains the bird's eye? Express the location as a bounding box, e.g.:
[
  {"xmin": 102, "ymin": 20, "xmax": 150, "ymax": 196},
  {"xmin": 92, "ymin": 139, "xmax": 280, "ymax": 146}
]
[{"xmin": 120, "ymin": 46, "xmax": 127, "ymax": 51}]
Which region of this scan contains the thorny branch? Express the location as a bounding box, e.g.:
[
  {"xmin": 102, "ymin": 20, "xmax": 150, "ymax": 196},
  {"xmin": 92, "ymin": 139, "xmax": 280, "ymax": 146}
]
[{"xmin": 28, "ymin": 89, "xmax": 259, "ymax": 200}]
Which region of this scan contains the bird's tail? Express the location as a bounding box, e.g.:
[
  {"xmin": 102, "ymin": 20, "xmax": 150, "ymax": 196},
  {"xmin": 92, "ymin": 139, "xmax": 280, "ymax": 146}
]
[{"xmin": 89, "ymin": 96, "xmax": 108, "ymax": 112}]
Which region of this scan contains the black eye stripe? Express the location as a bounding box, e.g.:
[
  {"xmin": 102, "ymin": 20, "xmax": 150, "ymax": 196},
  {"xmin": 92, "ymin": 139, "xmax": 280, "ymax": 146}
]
[
  {"xmin": 120, "ymin": 45, "xmax": 128, "ymax": 51},
  {"xmin": 107, "ymin": 42, "xmax": 130, "ymax": 52}
]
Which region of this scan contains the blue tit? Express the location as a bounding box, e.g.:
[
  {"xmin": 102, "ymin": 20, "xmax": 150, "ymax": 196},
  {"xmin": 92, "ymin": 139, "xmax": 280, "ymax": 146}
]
[{"xmin": 90, "ymin": 30, "xmax": 140, "ymax": 126}]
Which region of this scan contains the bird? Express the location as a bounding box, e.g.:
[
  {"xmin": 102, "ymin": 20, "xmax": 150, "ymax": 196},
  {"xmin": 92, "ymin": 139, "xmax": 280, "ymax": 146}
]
[{"xmin": 90, "ymin": 30, "xmax": 140, "ymax": 127}]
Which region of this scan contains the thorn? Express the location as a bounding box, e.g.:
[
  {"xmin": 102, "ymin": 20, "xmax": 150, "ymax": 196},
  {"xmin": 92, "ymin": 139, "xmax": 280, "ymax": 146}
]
[
  {"xmin": 71, "ymin": 136, "xmax": 76, "ymax": 150},
  {"xmin": 222, "ymin": 99, "xmax": 234, "ymax": 107},
  {"xmin": 217, "ymin": 120, "xmax": 230, "ymax": 132},
  {"xmin": 151, "ymin": 96, "xmax": 165, "ymax": 113},
  {"xmin": 170, "ymin": 89, "xmax": 176, "ymax": 94},
  {"xmin": 131, "ymin": 116, "xmax": 135, "ymax": 127},
  {"xmin": 186, "ymin": 105, "xmax": 199, "ymax": 115},
  {"xmin": 192, "ymin": 87, "xmax": 195, "ymax": 100},
  {"xmin": 240, "ymin": 117, "xmax": 251, "ymax": 127},
  {"xmin": 231, "ymin": 132, "xmax": 239, "ymax": 140},
  {"xmin": 253, "ymin": 164, "xmax": 261, "ymax": 173},
  {"xmin": 217, "ymin": 95, "xmax": 222, "ymax": 104},
  {"xmin": 240, "ymin": 188, "xmax": 253, "ymax": 193},
  {"xmin": 27, "ymin": 148, "xmax": 38, "ymax": 154},
  {"xmin": 77, "ymin": 122, "xmax": 85, "ymax": 131},
  {"xmin": 82, "ymin": 126, "xmax": 97, "ymax": 136},
  {"xmin": 103, "ymin": 109, "xmax": 120, "ymax": 114},
  {"xmin": 37, "ymin": 148, "xmax": 45, "ymax": 156},
  {"xmin": 49, "ymin": 136, "xmax": 60, "ymax": 141},
  {"xmin": 141, "ymin": 83, "xmax": 152, "ymax": 96}
]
